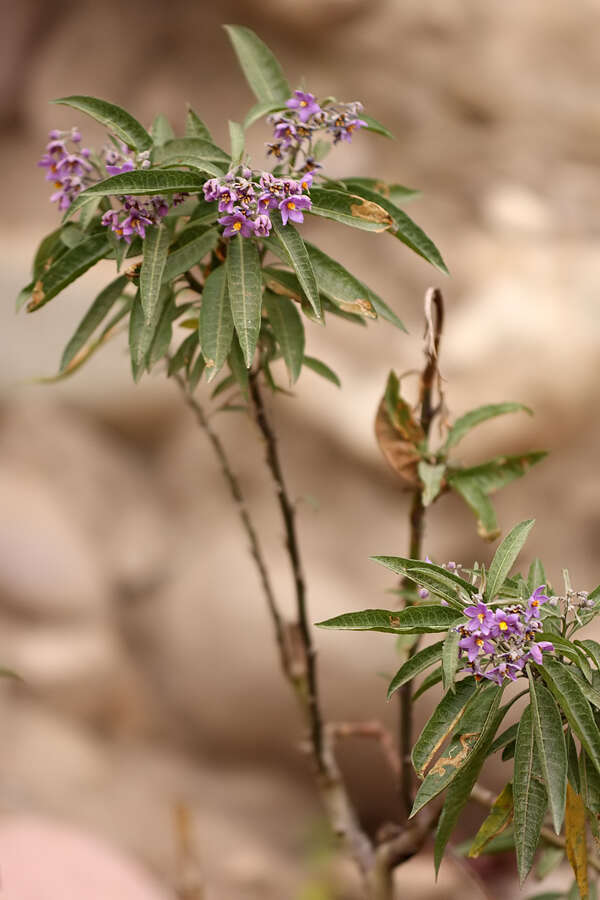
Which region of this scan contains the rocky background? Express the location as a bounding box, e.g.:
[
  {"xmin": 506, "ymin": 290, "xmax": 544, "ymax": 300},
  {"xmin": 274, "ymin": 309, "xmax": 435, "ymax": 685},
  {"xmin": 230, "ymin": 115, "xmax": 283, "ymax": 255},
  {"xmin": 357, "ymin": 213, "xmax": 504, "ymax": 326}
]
[{"xmin": 0, "ymin": 0, "xmax": 599, "ymax": 897}]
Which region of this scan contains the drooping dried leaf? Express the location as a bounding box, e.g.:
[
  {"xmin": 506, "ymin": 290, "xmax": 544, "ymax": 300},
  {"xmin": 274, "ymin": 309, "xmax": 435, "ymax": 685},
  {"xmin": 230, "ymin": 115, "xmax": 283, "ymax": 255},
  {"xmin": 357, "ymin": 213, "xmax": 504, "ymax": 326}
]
[{"xmin": 565, "ymin": 784, "xmax": 589, "ymax": 899}]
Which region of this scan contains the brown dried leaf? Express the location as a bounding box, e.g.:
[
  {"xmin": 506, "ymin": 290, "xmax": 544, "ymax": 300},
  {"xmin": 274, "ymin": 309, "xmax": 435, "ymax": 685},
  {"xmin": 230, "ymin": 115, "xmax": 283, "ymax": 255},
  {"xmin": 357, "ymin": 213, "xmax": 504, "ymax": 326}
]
[
  {"xmin": 337, "ymin": 298, "xmax": 376, "ymax": 318},
  {"xmin": 565, "ymin": 784, "xmax": 589, "ymax": 899},
  {"xmin": 264, "ymin": 277, "xmax": 301, "ymax": 301},
  {"xmin": 349, "ymin": 195, "xmax": 393, "ymax": 229}
]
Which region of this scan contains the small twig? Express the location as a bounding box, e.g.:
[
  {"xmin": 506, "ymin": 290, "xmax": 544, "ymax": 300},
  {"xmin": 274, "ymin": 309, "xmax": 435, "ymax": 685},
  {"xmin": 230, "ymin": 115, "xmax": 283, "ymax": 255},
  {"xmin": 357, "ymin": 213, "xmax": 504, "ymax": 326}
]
[
  {"xmin": 249, "ymin": 371, "xmax": 325, "ymax": 774},
  {"xmin": 172, "ymin": 373, "xmax": 290, "ymax": 679},
  {"xmin": 470, "ymin": 783, "xmax": 600, "ymax": 874}
]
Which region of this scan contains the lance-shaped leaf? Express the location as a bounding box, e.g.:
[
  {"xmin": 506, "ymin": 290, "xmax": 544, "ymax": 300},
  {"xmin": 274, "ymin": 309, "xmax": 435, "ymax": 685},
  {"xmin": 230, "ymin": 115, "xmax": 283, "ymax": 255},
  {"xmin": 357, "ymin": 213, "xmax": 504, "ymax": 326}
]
[
  {"xmin": 513, "ymin": 704, "xmax": 548, "ymax": 883},
  {"xmin": 567, "ymin": 732, "xmax": 581, "ymax": 793},
  {"xmin": 565, "ymin": 784, "xmax": 589, "ymax": 900},
  {"xmin": 442, "ymin": 628, "xmax": 460, "ymax": 692},
  {"xmin": 228, "ymin": 120, "xmax": 244, "ymax": 166},
  {"xmin": 162, "ymin": 228, "xmax": 219, "ymax": 282},
  {"xmin": 450, "ymin": 477, "xmax": 500, "ymax": 542},
  {"xmin": 188, "ymin": 352, "xmax": 206, "ymax": 392},
  {"xmin": 224, "ymin": 25, "xmax": 290, "ymax": 104},
  {"xmin": 414, "ymin": 686, "xmax": 503, "ymax": 818},
  {"xmin": 60, "ymin": 274, "xmax": 128, "ymax": 371},
  {"xmin": 153, "ymin": 137, "xmax": 230, "ymax": 169},
  {"xmin": 489, "ymin": 722, "xmax": 519, "ymax": 756},
  {"xmin": 227, "ymin": 333, "xmax": 249, "ymax": 400},
  {"xmin": 226, "ymin": 237, "xmax": 263, "ymax": 367},
  {"xmin": 539, "ymin": 633, "xmax": 593, "ymax": 683},
  {"xmin": 304, "ymin": 241, "xmax": 405, "ymax": 330},
  {"xmin": 263, "ymin": 290, "xmax": 305, "ymax": 384},
  {"xmin": 140, "ymin": 224, "xmax": 170, "ymax": 317},
  {"xmin": 315, "ymin": 605, "xmax": 460, "ymax": 635},
  {"xmin": 32, "ymin": 227, "xmax": 66, "ymax": 280},
  {"xmin": 537, "ymin": 656, "xmax": 600, "ymax": 777},
  {"xmin": 341, "ymin": 177, "xmax": 420, "ymax": 205},
  {"xmin": 418, "ymin": 460, "xmax": 446, "ymax": 507},
  {"xmin": 147, "ymin": 291, "xmax": 176, "ymax": 368},
  {"xmin": 200, "ymin": 265, "xmax": 233, "ymax": 378},
  {"xmin": 361, "ymin": 114, "xmax": 394, "ymax": 139},
  {"xmin": 337, "ymin": 182, "xmax": 447, "ymax": 273},
  {"xmin": 243, "ymin": 99, "xmax": 286, "ymax": 129},
  {"xmin": 308, "ymin": 187, "xmax": 392, "ymax": 232},
  {"xmin": 129, "ymin": 286, "xmax": 171, "ymax": 380},
  {"xmin": 151, "ymin": 113, "xmax": 174, "ymax": 146},
  {"xmin": 46, "ymin": 298, "xmax": 131, "ymax": 382},
  {"xmin": 444, "ymin": 403, "xmax": 533, "ymax": 451},
  {"xmin": 468, "ymin": 783, "xmax": 514, "ymax": 858},
  {"xmin": 576, "ymin": 639, "xmax": 600, "ymax": 670},
  {"xmin": 413, "ymin": 667, "xmax": 443, "ymax": 700},
  {"xmin": 580, "ymin": 748, "xmax": 600, "ymax": 815},
  {"xmin": 434, "ymin": 696, "xmax": 508, "ymax": 872},
  {"xmin": 27, "ymin": 232, "xmax": 110, "ymax": 311},
  {"xmin": 412, "ymin": 679, "xmax": 478, "ymax": 777},
  {"xmin": 371, "ymin": 556, "xmax": 476, "ymax": 607},
  {"xmin": 185, "ymin": 106, "xmax": 213, "ymax": 141},
  {"xmin": 528, "ymin": 558, "xmax": 548, "ymax": 594},
  {"xmin": 485, "ymin": 519, "xmax": 535, "ymax": 602},
  {"xmin": 302, "ymin": 356, "xmax": 340, "ymax": 387},
  {"xmin": 387, "ymin": 640, "xmax": 444, "ymax": 700},
  {"xmin": 80, "ymin": 170, "xmax": 208, "ymax": 199},
  {"xmin": 528, "ymin": 670, "xmax": 567, "ymax": 834},
  {"xmin": 168, "ymin": 331, "xmax": 199, "ymax": 377},
  {"xmin": 268, "ymin": 220, "xmax": 321, "ymax": 317},
  {"xmin": 52, "ymin": 95, "xmax": 152, "ymax": 151}
]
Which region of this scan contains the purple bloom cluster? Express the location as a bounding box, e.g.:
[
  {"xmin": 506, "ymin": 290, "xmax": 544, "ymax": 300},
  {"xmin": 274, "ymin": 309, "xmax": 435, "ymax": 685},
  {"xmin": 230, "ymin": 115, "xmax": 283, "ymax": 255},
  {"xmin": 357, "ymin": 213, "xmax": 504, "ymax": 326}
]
[
  {"xmin": 457, "ymin": 587, "xmax": 554, "ymax": 685},
  {"xmin": 203, "ymin": 166, "xmax": 313, "ymax": 238},
  {"xmin": 38, "ymin": 128, "xmax": 93, "ymax": 210},
  {"xmin": 267, "ymin": 91, "xmax": 367, "ymax": 169}
]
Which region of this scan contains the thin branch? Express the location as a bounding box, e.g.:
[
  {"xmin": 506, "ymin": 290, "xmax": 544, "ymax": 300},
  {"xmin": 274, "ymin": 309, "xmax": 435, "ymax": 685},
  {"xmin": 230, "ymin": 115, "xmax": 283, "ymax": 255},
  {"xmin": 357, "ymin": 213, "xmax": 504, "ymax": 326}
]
[
  {"xmin": 248, "ymin": 371, "xmax": 325, "ymax": 773},
  {"xmin": 172, "ymin": 373, "xmax": 290, "ymax": 680}
]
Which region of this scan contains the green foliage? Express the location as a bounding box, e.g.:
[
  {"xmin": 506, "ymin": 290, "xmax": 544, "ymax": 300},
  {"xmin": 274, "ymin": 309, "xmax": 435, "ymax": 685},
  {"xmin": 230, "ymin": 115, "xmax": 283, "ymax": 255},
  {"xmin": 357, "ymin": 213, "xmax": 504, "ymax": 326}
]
[
  {"xmin": 315, "ymin": 606, "xmax": 460, "ymax": 635},
  {"xmin": 52, "ymin": 95, "xmax": 152, "ymax": 150},
  {"xmin": 224, "ymin": 24, "xmax": 291, "ymax": 104}
]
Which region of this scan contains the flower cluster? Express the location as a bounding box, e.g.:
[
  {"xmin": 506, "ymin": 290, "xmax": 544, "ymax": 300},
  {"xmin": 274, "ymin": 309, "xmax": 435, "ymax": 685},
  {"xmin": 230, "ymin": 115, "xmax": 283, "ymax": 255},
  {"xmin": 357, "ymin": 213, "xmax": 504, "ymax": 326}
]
[
  {"xmin": 266, "ymin": 90, "xmax": 367, "ymax": 169},
  {"xmin": 203, "ymin": 166, "xmax": 313, "ymax": 238},
  {"xmin": 38, "ymin": 128, "xmax": 93, "ymax": 210},
  {"xmin": 457, "ymin": 586, "xmax": 554, "ymax": 685}
]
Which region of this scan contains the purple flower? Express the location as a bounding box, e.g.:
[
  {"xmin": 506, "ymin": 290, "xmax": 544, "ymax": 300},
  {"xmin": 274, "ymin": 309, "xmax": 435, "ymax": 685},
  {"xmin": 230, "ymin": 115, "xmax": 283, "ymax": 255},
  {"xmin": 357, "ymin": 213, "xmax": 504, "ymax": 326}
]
[
  {"xmin": 418, "ymin": 588, "xmax": 429, "ymax": 600},
  {"xmin": 459, "ymin": 633, "xmax": 495, "ymax": 664},
  {"xmin": 525, "ymin": 585, "xmax": 549, "ymax": 621},
  {"xmin": 151, "ymin": 196, "xmax": 169, "ymax": 218},
  {"xmin": 203, "ymin": 179, "xmax": 220, "ymax": 202},
  {"xmin": 299, "ymin": 172, "xmax": 313, "ymax": 192},
  {"xmin": 257, "ymin": 192, "xmax": 278, "ymax": 214},
  {"xmin": 106, "ymin": 158, "xmax": 135, "ymax": 176},
  {"xmin": 121, "ymin": 204, "xmax": 154, "ymax": 241},
  {"xmin": 527, "ymin": 640, "xmax": 554, "ymax": 665},
  {"xmin": 218, "ymin": 210, "xmax": 255, "ymax": 238},
  {"xmin": 273, "ymin": 120, "xmax": 298, "ymax": 148},
  {"xmin": 217, "ymin": 187, "xmax": 237, "ymax": 214},
  {"xmin": 464, "ymin": 601, "xmax": 495, "ymax": 635},
  {"xmin": 490, "ymin": 610, "xmax": 522, "ymax": 638},
  {"xmin": 279, "ymin": 194, "xmax": 311, "ymax": 226},
  {"xmin": 483, "ymin": 661, "xmax": 521, "ymax": 686},
  {"xmin": 286, "ymin": 90, "xmax": 321, "ymax": 123},
  {"xmin": 253, "ymin": 214, "xmax": 272, "ymax": 237}
]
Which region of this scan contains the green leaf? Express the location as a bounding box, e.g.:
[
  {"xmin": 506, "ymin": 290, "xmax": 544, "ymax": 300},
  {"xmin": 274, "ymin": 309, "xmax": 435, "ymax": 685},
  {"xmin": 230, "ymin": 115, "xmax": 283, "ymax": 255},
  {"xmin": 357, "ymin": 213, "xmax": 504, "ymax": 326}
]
[
  {"xmin": 449, "ymin": 453, "xmax": 547, "ymax": 503},
  {"xmin": 415, "ymin": 685, "xmax": 503, "ymax": 818},
  {"xmin": 302, "ymin": 356, "xmax": 341, "ymax": 387},
  {"xmin": 147, "ymin": 291, "xmax": 176, "ymax": 368},
  {"xmin": 27, "ymin": 233, "xmax": 110, "ymax": 311},
  {"xmin": 153, "ymin": 137, "xmax": 230, "ymax": 169},
  {"xmin": 263, "ymin": 290, "xmax": 305, "ymax": 385},
  {"xmin": 128, "ymin": 286, "xmax": 170, "ymax": 380},
  {"xmin": 528, "ymin": 670, "xmax": 567, "ymax": 834},
  {"xmin": 442, "ymin": 628, "xmax": 460, "ymax": 692},
  {"xmin": 513, "ymin": 704, "xmax": 548, "ymax": 883},
  {"xmin": 52, "ymin": 95, "xmax": 152, "ymax": 151},
  {"xmin": 315, "ymin": 605, "xmax": 460, "ymax": 635},
  {"xmin": 538, "ymin": 656, "xmax": 600, "ymax": 777},
  {"xmin": 151, "ymin": 113, "xmax": 175, "ymax": 146},
  {"xmin": 468, "ymin": 783, "xmax": 514, "ymax": 858},
  {"xmin": 185, "ymin": 106, "xmax": 213, "ymax": 141},
  {"xmin": 411, "ymin": 679, "xmax": 478, "ymax": 777},
  {"xmin": 444, "ymin": 403, "xmax": 533, "ymax": 451},
  {"xmin": 341, "ymin": 178, "xmax": 420, "ymax": 204},
  {"xmin": 140, "ymin": 224, "xmax": 171, "ymax": 317},
  {"xmin": 528, "ymin": 559, "xmax": 548, "ymax": 594},
  {"xmin": 418, "ymin": 460, "xmax": 446, "ymax": 507},
  {"xmin": 308, "ymin": 187, "xmax": 393, "ymax": 232},
  {"xmin": 450, "ymin": 477, "xmax": 500, "ymax": 542},
  {"xmin": 539, "ymin": 633, "xmax": 593, "ymax": 683},
  {"xmin": 412, "ymin": 666, "xmax": 443, "ymax": 700},
  {"xmin": 536, "ymin": 846, "xmax": 565, "ymax": 880},
  {"xmin": 32, "ymin": 227, "xmax": 65, "ymax": 280},
  {"xmin": 485, "ymin": 519, "xmax": 535, "ymax": 602},
  {"xmin": 371, "ymin": 556, "xmax": 476, "ymax": 607},
  {"xmin": 188, "ymin": 352, "xmax": 206, "ymax": 392},
  {"xmin": 489, "ymin": 722, "xmax": 519, "ymax": 756},
  {"xmin": 80, "ymin": 169, "xmax": 208, "ymax": 198},
  {"xmin": 576, "ymin": 640, "xmax": 600, "ymax": 670},
  {"xmin": 361, "ymin": 114, "xmax": 395, "ymax": 139},
  {"xmin": 303, "ymin": 241, "xmax": 405, "ymax": 331},
  {"xmin": 226, "ymin": 236, "xmax": 263, "ymax": 368},
  {"xmin": 60, "ymin": 275, "xmax": 128, "ymax": 371},
  {"xmin": 60, "ymin": 222, "xmax": 85, "ymax": 249},
  {"xmin": 163, "ymin": 228, "xmax": 219, "ymax": 282},
  {"xmin": 200, "ymin": 265, "xmax": 234, "ymax": 378},
  {"xmin": 16, "ymin": 282, "xmax": 33, "ymax": 313},
  {"xmin": 567, "ymin": 731, "xmax": 581, "ymax": 793},
  {"xmin": 224, "ymin": 25, "xmax": 291, "ymax": 104},
  {"xmin": 433, "ymin": 692, "xmax": 508, "ymax": 873},
  {"xmin": 386, "ymin": 640, "xmax": 444, "ymax": 700},
  {"xmin": 168, "ymin": 331, "xmax": 199, "ymax": 376},
  {"xmin": 580, "ymin": 748, "xmax": 600, "ymax": 815},
  {"xmin": 228, "ymin": 120, "xmax": 245, "ymax": 166},
  {"xmin": 269, "ymin": 219, "xmax": 321, "ymax": 318},
  {"xmin": 338, "ymin": 182, "xmax": 447, "ymax": 273},
  {"xmin": 243, "ymin": 99, "xmax": 286, "ymax": 129},
  {"xmin": 227, "ymin": 334, "xmax": 249, "ymax": 400}
]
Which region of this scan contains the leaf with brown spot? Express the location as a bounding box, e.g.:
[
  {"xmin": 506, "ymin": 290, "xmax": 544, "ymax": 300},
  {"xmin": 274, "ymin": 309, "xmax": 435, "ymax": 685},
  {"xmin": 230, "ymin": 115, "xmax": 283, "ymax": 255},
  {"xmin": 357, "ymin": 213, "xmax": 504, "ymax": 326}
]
[
  {"xmin": 349, "ymin": 196, "xmax": 393, "ymax": 227},
  {"xmin": 566, "ymin": 784, "xmax": 589, "ymax": 899},
  {"xmin": 337, "ymin": 298, "xmax": 376, "ymax": 318},
  {"xmin": 375, "ymin": 370, "xmax": 424, "ymax": 485}
]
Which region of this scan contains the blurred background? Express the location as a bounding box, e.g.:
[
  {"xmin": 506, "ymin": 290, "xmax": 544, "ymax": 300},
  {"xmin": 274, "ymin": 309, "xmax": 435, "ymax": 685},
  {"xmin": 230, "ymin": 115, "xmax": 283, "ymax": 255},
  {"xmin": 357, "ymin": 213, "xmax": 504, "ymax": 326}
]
[{"xmin": 1, "ymin": 0, "xmax": 599, "ymax": 897}]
